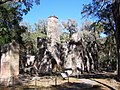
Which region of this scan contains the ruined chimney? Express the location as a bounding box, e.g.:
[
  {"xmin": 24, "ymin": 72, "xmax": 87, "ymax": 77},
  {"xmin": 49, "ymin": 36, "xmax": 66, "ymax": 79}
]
[{"xmin": 47, "ymin": 16, "xmax": 60, "ymax": 46}]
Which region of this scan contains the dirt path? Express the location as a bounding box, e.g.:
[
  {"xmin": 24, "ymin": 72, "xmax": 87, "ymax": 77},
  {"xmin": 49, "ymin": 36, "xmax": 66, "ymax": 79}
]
[
  {"xmin": 0, "ymin": 76, "xmax": 120, "ymax": 90},
  {"xmin": 22, "ymin": 77, "xmax": 120, "ymax": 90},
  {"xmin": 92, "ymin": 79, "xmax": 120, "ymax": 90}
]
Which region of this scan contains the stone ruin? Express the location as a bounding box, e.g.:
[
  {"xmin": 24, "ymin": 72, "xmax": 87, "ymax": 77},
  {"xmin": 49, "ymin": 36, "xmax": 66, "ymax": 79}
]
[
  {"xmin": 0, "ymin": 40, "xmax": 19, "ymax": 86},
  {"xmin": 36, "ymin": 16, "xmax": 62, "ymax": 74},
  {"xmin": 19, "ymin": 16, "xmax": 62, "ymax": 76},
  {"xmin": 22, "ymin": 16, "xmax": 99, "ymax": 77},
  {"xmin": 0, "ymin": 16, "xmax": 99, "ymax": 86}
]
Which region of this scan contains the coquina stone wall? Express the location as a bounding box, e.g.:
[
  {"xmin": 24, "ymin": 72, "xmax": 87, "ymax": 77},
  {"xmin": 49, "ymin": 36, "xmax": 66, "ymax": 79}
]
[{"xmin": 0, "ymin": 41, "xmax": 19, "ymax": 86}]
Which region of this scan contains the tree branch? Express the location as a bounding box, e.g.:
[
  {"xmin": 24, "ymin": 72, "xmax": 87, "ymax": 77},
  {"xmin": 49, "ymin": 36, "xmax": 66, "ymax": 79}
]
[
  {"xmin": 0, "ymin": 0, "xmax": 12, "ymax": 5},
  {"xmin": 0, "ymin": 0, "xmax": 25, "ymax": 5}
]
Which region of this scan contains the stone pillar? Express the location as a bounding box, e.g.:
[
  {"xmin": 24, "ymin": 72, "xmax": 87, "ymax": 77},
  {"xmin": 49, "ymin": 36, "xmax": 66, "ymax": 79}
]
[
  {"xmin": 47, "ymin": 16, "xmax": 60, "ymax": 46},
  {"xmin": 0, "ymin": 41, "xmax": 19, "ymax": 86},
  {"xmin": 47, "ymin": 16, "xmax": 61, "ymax": 69}
]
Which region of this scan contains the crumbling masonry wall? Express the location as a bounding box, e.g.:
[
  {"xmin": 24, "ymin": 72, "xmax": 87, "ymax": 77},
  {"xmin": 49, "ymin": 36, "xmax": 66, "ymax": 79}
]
[{"xmin": 0, "ymin": 41, "xmax": 19, "ymax": 86}]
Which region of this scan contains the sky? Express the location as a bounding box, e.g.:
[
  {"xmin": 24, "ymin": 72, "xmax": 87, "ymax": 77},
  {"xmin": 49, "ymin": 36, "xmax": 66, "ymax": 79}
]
[{"xmin": 22, "ymin": 0, "xmax": 92, "ymax": 27}]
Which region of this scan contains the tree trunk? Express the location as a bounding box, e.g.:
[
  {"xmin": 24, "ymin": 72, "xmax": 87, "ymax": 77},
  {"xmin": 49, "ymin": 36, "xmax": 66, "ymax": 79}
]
[
  {"xmin": 112, "ymin": 0, "xmax": 120, "ymax": 76},
  {"xmin": 0, "ymin": 46, "xmax": 1, "ymax": 73}
]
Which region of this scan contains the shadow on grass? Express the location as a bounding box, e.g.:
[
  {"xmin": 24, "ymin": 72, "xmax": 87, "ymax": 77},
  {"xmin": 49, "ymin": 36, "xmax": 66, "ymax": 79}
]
[
  {"xmin": 46, "ymin": 82, "xmax": 102, "ymax": 90},
  {"xmin": 79, "ymin": 72, "xmax": 116, "ymax": 79},
  {"xmin": 49, "ymin": 82, "xmax": 102, "ymax": 90},
  {"xmin": 0, "ymin": 82, "xmax": 103, "ymax": 90}
]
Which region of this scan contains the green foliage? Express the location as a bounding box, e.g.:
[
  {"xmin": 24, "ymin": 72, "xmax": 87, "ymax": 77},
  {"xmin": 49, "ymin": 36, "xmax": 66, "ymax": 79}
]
[
  {"xmin": 0, "ymin": 2, "xmax": 24, "ymax": 45},
  {"xmin": 0, "ymin": 0, "xmax": 40, "ymax": 46},
  {"xmin": 62, "ymin": 19, "xmax": 78, "ymax": 38},
  {"xmin": 81, "ymin": 0, "xmax": 115, "ymax": 35},
  {"xmin": 0, "ymin": 28, "xmax": 11, "ymax": 44},
  {"xmin": 60, "ymin": 32, "xmax": 70, "ymax": 43},
  {"xmin": 21, "ymin": 20, "xmax": 47, "ymax": 50},
  {"xmin": 81, "ymin": 0, "xmax": 117, "ymax": 71},
  {"xmin": 0, "ymin": 0, "xmax": 40, "ymax": 7},
  {"xmin": 80, "ymin": 18, "xmax": 117, "ymax": 71},
  {"xmin": 34, "ymin": 19, "xmax": 47, "ymax": 35}
]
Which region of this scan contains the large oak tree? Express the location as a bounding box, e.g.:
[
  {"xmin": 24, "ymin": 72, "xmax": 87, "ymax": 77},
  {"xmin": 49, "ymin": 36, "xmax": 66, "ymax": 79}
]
[
  {"xmin": 81, "ymin": 0, "xmax": 120, "ymax": 76},
  {"xmin": 112, "ymin": 0, "xmax": 120, "ymax": 76}
]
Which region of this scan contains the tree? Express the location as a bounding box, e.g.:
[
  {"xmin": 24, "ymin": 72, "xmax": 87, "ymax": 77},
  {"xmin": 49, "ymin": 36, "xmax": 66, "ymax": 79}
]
[
  {"xmin": 21, "ymin": 20, "xmax": 47, "ymax": 53},
  {"xmin": 0, "ymin": 0, "xmax": 40, "ymax": 18},
  {"xmin": 80, "ymin": 20, "xmax": 92, "ymax": 31},
  {"xmin": 0, "ymin": 0, "xmax": 40, "ymax": 6},
  {"xmin": 0, "ymin": 2, "xmax": 27, "ymax": 45},
  {"xmin": 62, "ymin": 19, "xmax": 78, "ymax": 38},
  {"xmin": 34, "ymin": 19, "xmax": 47, "ymax": 35},
  {"xmin": 112, "ymin": 0, "xmax": 120, "ymax": 76},
  {"xmin": 81, "ymin": 0, "xmax": 120, "ymax": 75},
  {"xmin": 0, "ymin": 0, "xmax": 41, "ymax": 45},
  {"xmin": 60, "ymin": 32, "xmax": 69, "ymax": 43},
  {"xmin": 21, "ymin": 22, "xmax": 34, "ymax": 50}
]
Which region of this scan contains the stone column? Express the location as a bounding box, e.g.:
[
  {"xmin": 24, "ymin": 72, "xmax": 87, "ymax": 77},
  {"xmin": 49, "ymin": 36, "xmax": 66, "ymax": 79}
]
[
  {"xmin": 47, "ymin": 16, "xmax": 60, "ymax": 46},
  {"xmin": 0, "ymin": 41, "xmax": 19, "ymax": 86},
  {"xmin": 47, "ymin": 16, "xmax": 61, "ymax": 69}
]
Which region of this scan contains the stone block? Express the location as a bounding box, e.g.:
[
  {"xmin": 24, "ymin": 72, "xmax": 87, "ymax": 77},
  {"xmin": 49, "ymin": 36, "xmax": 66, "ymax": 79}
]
[{"xmin": 0, "ymin": 41, "xmax": 19, "ymax": 86}]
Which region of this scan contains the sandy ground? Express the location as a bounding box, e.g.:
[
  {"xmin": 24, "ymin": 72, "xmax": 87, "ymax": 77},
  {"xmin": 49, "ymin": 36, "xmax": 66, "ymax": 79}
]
[{"xmin": 0, "ymin": 76, "xmax": 120, "ymax": 90}]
